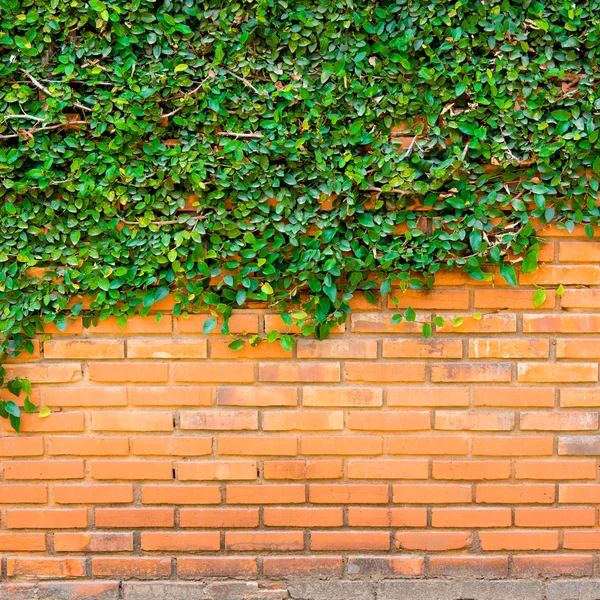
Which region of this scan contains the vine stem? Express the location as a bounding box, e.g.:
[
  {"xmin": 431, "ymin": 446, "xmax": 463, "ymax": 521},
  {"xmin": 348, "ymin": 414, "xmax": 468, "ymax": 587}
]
[{"xmin": 117, "ymin": 215, "xmax": 207, "ymax": 227}]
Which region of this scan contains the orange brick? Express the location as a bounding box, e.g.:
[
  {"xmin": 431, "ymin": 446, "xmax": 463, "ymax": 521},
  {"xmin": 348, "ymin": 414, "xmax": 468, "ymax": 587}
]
[
  {"xmin": 433, "ymin": 460, "xmax": 511, "ymax": 481},
  {"xmin": 127, "ymin": 339, "xmax": 207, "ymax": 359},
  {"xmin": 436, "ymin": 314, "xmax": 516, "ymax": 334},
  {"xmin": 6, "ymin": 508, "xmax": 87, "ymax": 529},
  {"xmin": 559, "ymin": 484, "xmax": 600, "ymax": 504},
  {"xmin": 388, "ymin": 387, "xmax": 469, "ymax": 407},
  {"xmin": 5, "ymin": 339, "xmax": 41, "ymax": 362},
  {"xmin": 516, "ymin": 507, "xmax": 596, "ymax": 528},
  {"xmin": 524, "ymin": 314, "xmax": 600, "ymax": 333},
  {"xmin": 297, "ymin": 339, "xmax": 378, "ymax": 359},
  {"xmin": 7, "ymin": 557, "xmax": 85, "ymax": 578},
  {"xmin": 388, "ymin": 435, "xmax": 468, "ymax": 456},
  {"xmin": 345, "ymin": 362, "xmax": 426, "ymax": 383},
  {"xmin": 211, "ymin": 340, "xmax": 291, "ymax": 360},
  {"xmin": 91, "ymin": 460, "xmax": 173, "ymax": 480},
  {"xmin": 218, "ymin": 435, "xmax": 297, "ymax": 456},
  {"xmin": 54, "ymin": 532, "xmax": 133, "ymax": 552},
  {"xmin": 303, "ymin": 387, "xmax": 382, "ymax": 407},
  {"xmin": 382, "ymin": 339, "xmax": 463, "ymax": 359},
  {"xmin": 0, "ymin": 437, "xmax": 43, "ymax": 457},
  {"xmin": 141, "ymin": 485, "xmax": 221, "ymax": 505},
  {"xmin": 515, "ymin": 460, "xmax": 596, "ymax": 480},
  {"xmin": 92, "ymin": 557, "xmax": 171, "ymax": 579},
  {"xmin": 4, "ymin": 363, "xmax": 81, "ymax": 383},
  {"xmin": 141, "ymin": 532, "xmax": 220, "ymax": 551},
  {"xmin": 259, "ymin": 362, "xmax": 340, "ymax": 382},
  {"xmin": 351, "ymin": 312, "xmax": 425, "ymax": 333},
  {"xmin": 520, "ymin": 265, "xmax": 600, "ymax": 285},
  {"xmin": 43, "ymin": 319, "xmax": 83, "ymax": 335},
  {"xmin": 47, "ymin": 437, "xmax": 129, "ymax": 456},
  {"xmin": 521, "ymin": 411, "xmax": 598, "ymax": 431},
  {"xmin": 311, "ymin": 531, "xmax": 390, "ymax": 551},
  {"xmin": 557, "ymin": 339, "xmax": 600, "ymax": 359},
  {"xmin": 563, "ymin": 530, "xmax": 600, "ymax": 549},
  {"xmin": 431, "ymin": 508, "xmax": 511, "ymax": 528},
  {"xmin": 178, "ymin": 314, "xmax": 258, "ymax": 334},
  {"xmin": 265, "ymin": 314, "xmax": 345, "ymax": 334},
  {"xmin": 469, "ymin": 339, "xmax": 549, "ymax": 359},
  {"xmin": 393, "ymin": 484, "xmax": 472, "ymax": 504},
  {"xmin": 476, "ymin": 484, "xmax": 555, "ymax": 505},
  {"xmin": 180, "ymin": 508, "xmax": 259, "ymax": 528},
  {"xmin": 13, "ymin": 413, "xmax": 84, "ymax": 433},
  {"xmin": 348, "ymin": 507, "xmax": 427, "ymax": 527},
  {"xmin": 512, "ymin": 555, "xmax": 593, "ymax": 577},
  {"xmin": 559, "ymin": 241, "xmax": 600, "ymax": 261},
  {"xmin": 95, "ymin": 508, "xmax": 174, "ymax": 528},
  {"xmin": 178, "ymin": 557, "xmax": 257, "ymax": 578},
  {"xmin": 44, "ymin": 340, "xmax": 124, "ymax": 359},
  {"xmin": 473, "ymin": 387, "xmax": 555, "ymax": 408},
  {"xmin": 174, "ymin": 363, "xmax": 254, "ymax": 383},
  {"xmin": 263, "ymin": 507, "xmax": 343, "ymax": 527},
  {"xmin": 217, "ymin": 386, "xmax": 297, "ymax": 407},
  {"xmin": 226, "ymin": 484, "xmax": 305, "ymax": 505},
  {"xmin": 389, "ymin": 290, "xmax": 469, "ymax": 309},
  {"xmin": 45, "ymin": 387, "xmax": 127, "ymax": 407},
  {"xmin": 129, "ymin": 386, "xmax": 212, "ymax": 407},
  {"xmin": 91, "ymin": 411, "xmax": 173, "ymax": 432},
  {"xmin": 474, "ymin": 289, "xmax": 555, "ymax": 309},
  {"xmin": 4, "ymin": 460, "xmax": 84, "ymax": 480},
  {"xmin": 434, "ymin": 411, "xmax": 514, "ymax": 431},
  {"xmin": 0, "ymin": 485, "xmax": 48, "ymax": 504},
  {"xmin": 263, "ymin": 459, "xmax": 343, "ymax": 480},
  {"xmin": 347, "ymin": 411, "xmax": 430, "ymax": 432},
  {"xmin": 429, "ymin": 556, "xmax": 508, "ymax": 578},
  {"xmin": 518, "ymin": 362, "xmax": 598, "ymax": 383},
  {"xmin": 55, "ymin": 484, "xmax": 133, "ymax": 504},
  {"xmin": 397, "ymin": 531, "xmax": 472, "ymax": 551},
  {"xmin": 263, "ymin": 557, "xmax": 343, "ymax": 577},
  {"xmin": 178, "ymin": 461, "xmax": 257, "ymax": 481},
  {"xmin": 263, "ymin": 411, "xmax": 343, "ymax": 431},
  {"xmin": 89, "ymin": 362, "xmax": 169, "ymax": 383},
  {"xmin": 348, "ymin": 459, "xmax": 428, "ymax": 480},
  {"xmin": 473, "ymin": 437, "xmax": 554, "ymax": 456},
  {"xmin": 225, "ymin": 531, "xmax": 304, "ymax": 551},
  {"xmin": 479, "ymin": 531, "xmax": 559, "ymax": 551},
  {"xmin": 561, "ymin": 388, "xmax": 600, "ymax": 407},
  {"xmin": 301, "ymin": 435, "xmax": 382, "ymax": 456},
  {"xmin": 561, "ymin": 289, "xmax": 600, "ymax": 309},
  {"xmin": 130, "ymin": 436, "xmax": 211, "ymax": 456},
  {"xmin": 0, "ymin": 533, "xmax": 46, "ymax": 551},
  {"xmin": 431, "ymin": 363, "xmax": 511, "ymax": 383},
  {"xmin": 309, "ymin": 484, "xmax": 388, "ymax": 504},
  {"xmin": 89, "ymin": 315, "xmax": 172, "ymax": 334}
]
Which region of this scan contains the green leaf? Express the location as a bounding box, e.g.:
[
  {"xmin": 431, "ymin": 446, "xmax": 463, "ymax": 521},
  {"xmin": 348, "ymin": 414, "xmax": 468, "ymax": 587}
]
[
  {"xmin": 202, "ymin": 317, "xmax": 217, "ymax": 334},
  {"xmin": 174, "ymin": 64, "xmax": 188, "ymax": 73},
  {"xmin": 279, "ymin": 335, "xmax": 293, "ymax": 352},
  {"xmin": 39, "ymin": 407, "xmax": 52, "ymax": 419},
  {"xmin": 228, "ymin": 339, "xmax": 245, "ymax": 351},
  {"xmin": 433, "ymin": 316, "xmax": 445, "ymax": 327},
  {"xmin": 533, "ymin": 288, "xmax": 547, "ymax": 308},
  {"xmin": 556, "ymin": 284, "xmax": 565, "ymax": 296},
  {"xmin": 499, "ymin": 264, "xmax": 517, "ymax": 286},
  {"xmin": 391, "ymin": 313, "xmax": 403, "ymax": 324},
  {"xmin": 473, "ymin": 313, "xmax": 482, "ymax": 321},
  {"xmin": 422, "ymin": 323, "xmax": 432, "ymax": 338},
  {"xmin": 9, "ymin": 415, "xmax": 20, "ymax": 433},
  {"xmin": 5, "ymin": 401, "xmax": 20, "ymax": 418},
  {"xmin": 453, "ymin": 317, "xmax": 464, "ymax": 327},
  {"xmin": 23, "ymin": 396, "xmax": 37, "ymax": 414},
  {"xmin": 404, "ymin": 307, "xmax": 416, "ymax": 322}
]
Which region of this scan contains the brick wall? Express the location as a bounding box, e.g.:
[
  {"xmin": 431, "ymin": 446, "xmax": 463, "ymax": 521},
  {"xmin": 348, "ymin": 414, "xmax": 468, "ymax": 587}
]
[{"xmin": 2, "ymin": 228, "xmax": 600, "ymax": 597}]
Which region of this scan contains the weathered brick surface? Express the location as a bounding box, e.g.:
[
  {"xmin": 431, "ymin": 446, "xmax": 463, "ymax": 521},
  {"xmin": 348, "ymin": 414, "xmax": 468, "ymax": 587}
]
[{"xmin": 3, "ymin": 246, "xmax": 600, "ymax": 587}]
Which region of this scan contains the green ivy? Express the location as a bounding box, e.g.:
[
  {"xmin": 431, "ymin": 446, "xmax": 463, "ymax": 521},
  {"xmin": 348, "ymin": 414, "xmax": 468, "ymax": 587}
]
[{"xmin": 1, "ymin": 1, "xmax": 600, "ymax": 430}]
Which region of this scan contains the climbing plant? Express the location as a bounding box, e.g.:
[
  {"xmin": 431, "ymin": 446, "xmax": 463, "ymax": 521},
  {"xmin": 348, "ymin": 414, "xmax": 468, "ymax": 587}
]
[{"xmin": 1, "ymin": 0, "xmax": 600, "ymax": 430}]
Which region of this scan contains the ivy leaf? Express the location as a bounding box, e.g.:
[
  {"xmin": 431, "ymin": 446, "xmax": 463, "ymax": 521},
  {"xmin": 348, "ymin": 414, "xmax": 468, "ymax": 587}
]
[
  {"xmin": 39, "ymin": 407, "xmax": 52, "ymax": 418},
  {"xmin": 404, "ymin": 307, "xmax": 416, "ymax": 322},
  {"xmin": 9, "ymin": 415, "xmax": 20, "ymax": 433},
  {"xmin": 5, "ymin": 401, "xmax": 20, "ymax": 418},
  {"xmin": 422, "ymin": 323, "xmax": 432, "ymax": 338},
  {"xmin": 279, "ymin": 335, "xmax": 293, "ymax": 351},
  {"xmin": 533, "ymin": 288, "xmax": 547, "ymax": 308},
  {"xmin": 391, "ymin": 313, "xmax": 403, "ymax": 324},
  {"xmin": 500, "ymin": 264, "xmax": 517, "ymax": 286},
  {"xmin": 556, "ymin": 284, "xmax": 565, "ymax": 296},
  {"xmin": 202, "ymin": 318, "xmax": 217, "ymax": 334},
  {"xmin": 433, "ymin": 316, "xmax": 445, "ymax": 327},
  {"xmin": 228, "ymin": 339, "xmax": 245, "ymax": 351},
  {"xmin": 23, "ymin": 396, "xmax": 37, "ymax": 414},
  {"xmin": 453, "ymin": 317, "xmax": 464, "ymax": 327}
]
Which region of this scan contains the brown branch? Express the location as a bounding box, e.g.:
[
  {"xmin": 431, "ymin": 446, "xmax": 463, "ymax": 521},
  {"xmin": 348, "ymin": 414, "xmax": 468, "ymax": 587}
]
[
  {"xmin": 224, "ymin": 69, "xmax": 261, "ymax": 95},
  {"xmin": 217, "ymin": 131, "xmax": 263, "ymax": 139},
  {"xmin": 0, "ymin": 120, "xmax": 87, "ymax": 140},
  {"xmin": 4, "ymin": 114, "xmax": 46, "ymax": 123},
  {"xmin": 366, "ymin": 186, "xmax": 411, "ymax": 195},
  {"xmin": 117, "ymin": 215, "xmax": 207, "ymax": 227},
  {"xmin": 161, "ymin": 77, "xmax": 210, "ymax": 118}
]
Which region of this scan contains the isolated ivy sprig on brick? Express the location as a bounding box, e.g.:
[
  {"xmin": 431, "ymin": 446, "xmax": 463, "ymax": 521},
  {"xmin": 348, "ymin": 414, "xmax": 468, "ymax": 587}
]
[{"xmin": 1, "ymin": 1, "xmax": 599, "ymax": 431}]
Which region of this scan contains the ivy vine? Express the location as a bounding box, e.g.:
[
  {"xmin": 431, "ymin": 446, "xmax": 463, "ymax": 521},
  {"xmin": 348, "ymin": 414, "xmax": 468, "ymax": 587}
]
[{"xmin": 1, "ymin": 1, "xmax": 599, "ymax": 431}]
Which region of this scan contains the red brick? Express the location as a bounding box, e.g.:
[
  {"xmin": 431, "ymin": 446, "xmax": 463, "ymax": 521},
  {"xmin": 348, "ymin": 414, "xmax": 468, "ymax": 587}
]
[
  {"xmin": 388, "ymin": 436, "xmax": 468, "ymax": 456},
  {"xmin": 563, "ymin": 531, "xmax": 600, "ymax": 549},
  {"xmin": 263, "ymin": 411, "xmax": 343, "ymax": 431},
  {"xmin": 433, "ymin": 461, "xmax": 511, "ymax": 480},
  {"xmin": 218, "ymin": 435, "xmax": 297, "ymax": 456},
  {"xmin": 4, "ymin": 460, "xmax": 84, "ymax": 480},
  {"xmin": 520, "ymin": 265, "xmax": 600, "ymax": 285},
  {"xmin": 7, "ymin": 558, "xmax": 85, "ymax": 578},
  {"xmin": 429, "ymin": 556, "xmax": 508, "ymax": 578},
  {"xmin": 142, "ymin": 484, "xmax": 221, "ymax": 505},
  {"xmin": 521, "ymin": 411, "xmax": 598, "ymax": 431},
  {"xmin": 91, "ymin": 411, "xmax": 173, "ymax": 432},
  {"xmin": 431, "ymin": 363, "xmax": 511, "ymax": 383},
  {"xmin": 387, "ymin": 387, "xmax": 469, "ymax": 407},
  {"xmin": 434, "ymin": 411, "xmax": 514, "ymax": 431},
  {"xmin": 217, "ymin": 386, "xmax": 297, "ymax": 407},
  {"xmin": 389, "ymin": 290, "xmax": 469, "ymax": 309},
  {"xmin": 211, "ymin": 340, "xmax": 292, "ymax": 360},
  {"xmin": 259, "ymin": 362, "xmax": 340, "ymax": 382},
  {"xmin": 174, "ymin": 363, "xmax": 254, "ymax": 383},
  {"xmin": 345, "ymin": 557, "xmax": 423, "ymax": 576},
  {"xmin": 44, "ymin": 340, "xmax": 124, "ymax": 359},
  {"xmin": 0, "ymin": 533, "xmax": 46, "ymax": 551},
  {"xmin": 515, "ymin": 460, "xmax": 596, "ymax": 480},
  {"xmin": 393, "ymin": 484, "xmax": 472, "ymax": 504},
  {"xmin": 518, "ymin": 362, "xmax": 598, "ymax": 383},
  {"xmin": 348, "ymin": 459, "xmax": 428, "ymax": 480},
  {"xmin": 469, "ymin": 339, "xmax": 549, "ymax": 359},
  {"xmin": 301, "ymin": 435, "xmax": 382, "ymax": 456},
  {"xmin": 180, "ymin": 410, "xmax": 257, "ymax": 431},
  {"xmin": 45, "ymin": 387, "xmax": 127, "ymax": 407},
  {"xmin": 127, "ymin": 339, "xmax": 207, "ymax": 358},
  {"xmin": 89, "ymin": 315, "xmax": 172, "ymax": 334},
  {"xmin": 96, "ymin": 508, "xmax": 174, "ymax": 528},
  {"xmin": 297, "ymin": 339, "xmax": 378, "ymax": 359},
  {"xmin": 561, "ymin": 388, "xmax": 600, "ymax": 407},
  {"xmin": 557, "ymin": 339, "xmax": 600, "ymax": 359},
  {"xmin": 561, "ymin": 289, "xmax": 600, "ymax": 308},
  {"xmin": 559, "ymin": 241, "xmax": 600, "ymax": 261},
  {"xmin": 0, "ymin": 484, "xmax": 48, "ymax": 504},
  {"xmin": 225, "ymin": 531, "xmax": 304, "ymax": 551},
  {"xmin": 6, "ymin": 509, "xmax": 87, "ymax": 529},
  {"xmin": 524, "ymin": 314, "xmax": 600, "ymax": 333},
  {"xmin": 472, "ymin": 437, "xmax": 554, "ymax": 456},
  {"xmin": 345, "ymin": 362, "xmax": 426, "ymax": 382},
  {"xmin": 180, "ymin": 508, "xmax": 259, "ymax": 528},
  {"xmin": 511, "ymin": 555, "xmax": 593, "ymax": 577},
  {"xmin": 141, "ymin": 532, "xmax": 220, "ymax": 551},
  {"xmin": 473, "ymin": 387, "xmax": 555, "ymax": 408},
  {"xmin": 347, "ymin": 411, "xmax": 430, "ymax": 432},
  {"xmin": 47, "ymin": 437, "xmax": 129, "ymax": 456},
  {"xmin": 348, "ymin": 507, "xmax": 427, "ymax": 527},
  {"xmin": 431, "ymin": 508, "xmax": 511, "ymax": 528},
  {"xmin": 397, "ymin": 532, "xmax": 472, "ymax": 551},
  {"xmin": 4, "ymin": 363, "xmax": 81, "ymax": 383},
  {"xmin": 263, "ymin": 459, "xmax": 343, "ymax": 480},
  {"xmin": 476, "ymin": 484, "xmax": 555, "ymax": 505},
  {"xmin": 130, "ymin": 436, "xmax": 211, "ymax": 456},
  {"xmin": 129, "ymin": 386, "xmax": 212, "ymax": 407},
  {"xmin": 479, "ymin": 531, "xmax": 559, "ymax": 551},
  {"xmin": 309, "ymin": 484, "xmax": 388, "ymax": 504},
  {"xmin": 54, "ymin": 532, "xmax": 133, "ymax": 552},
  {"xmin": 178, "ymin": 314, "xmax": 258, "ymax": 334},
  {"xmin": 14, "ymin": 413, "xmax": 84, "ymax": 433},
  {"xmin": 515, "ymin": 508, "xmax": 596, "ymax": 527},
  {"xmin": 311, "ymin": 531, "xmax": 390, "ymax": 551},
  {"xmin": 91, "ymin": 460, "xmax": 173, "ymax": 480},
  {"xmin": 263, "ymin": 507, "xmax": 343, "ymax": 527},
  {"xmin": 226, "ymin": 484, "xmax": 305, "ymax": 505},
  {"xmin": 303, "ymin": 387, "xmax": 382, "ymax": 407},
  {"xmin": 92, "ymin": 557, "xmax": 171, "ymax": 579},
  {"xmin": 382, "ymin": 339, "xmax": 463, "ymax": 359},
  {"xmin": 352, "ymin": 312, "xmax": 424, "ymax": 333},
  {"xmin": 178, "ymin": 461, "xmax": 257, "ymax": 481},
  {"xmin": 0, "ymin": 437, "xmax": 43, "ymax": 457},
  {"xmin": 263, "ymin": 557, "xmax": 343, "ymax": 578},
  {"xmin": 474, "ymin": 289, "xmax": 555, "ymax": 309},
  {"xmin": 178, "ymin": 557, "xmax": 257, "ymax": 578},
  {"xmin": 55, "ymin": 484, "xmax": 133, "ymax": 504},
  {"xmin": 436, "ymin": 314, "xmax": 516, "ymax": 334},
  {"xmin": 89, "ymin": 362, "xmax": 169, "ymax": 383}
]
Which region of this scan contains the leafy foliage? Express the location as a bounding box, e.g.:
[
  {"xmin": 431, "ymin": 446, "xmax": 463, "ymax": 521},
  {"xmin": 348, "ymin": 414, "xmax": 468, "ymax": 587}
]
[{"xmin": 1, "ymin": 1, "xmax": 599, "ymax": 430}]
